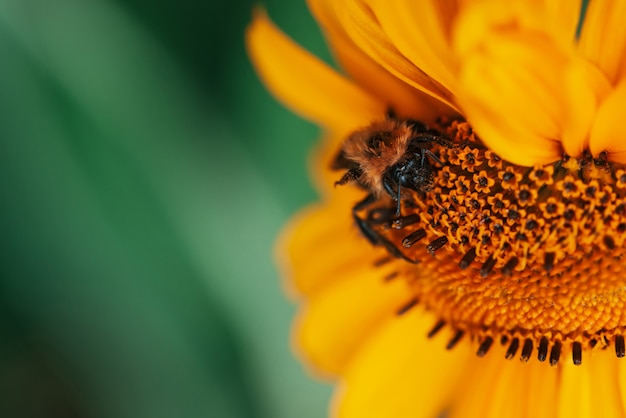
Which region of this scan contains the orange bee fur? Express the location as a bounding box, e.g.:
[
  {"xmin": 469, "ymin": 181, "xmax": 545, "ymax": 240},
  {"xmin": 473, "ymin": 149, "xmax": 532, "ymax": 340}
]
[
  {"xmin": 334, "ymin": 115, "xmax": 455, "ymax": 203},
  {"xmin": 339, "ymin": 119, "xmax": 417, "ymax": 196}
]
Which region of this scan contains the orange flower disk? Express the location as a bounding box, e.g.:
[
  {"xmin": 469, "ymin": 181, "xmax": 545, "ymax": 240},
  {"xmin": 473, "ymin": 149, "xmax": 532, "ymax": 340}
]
[{"xmin": 248, "ymin": 1, "xmax": 626, "ymax": 417}]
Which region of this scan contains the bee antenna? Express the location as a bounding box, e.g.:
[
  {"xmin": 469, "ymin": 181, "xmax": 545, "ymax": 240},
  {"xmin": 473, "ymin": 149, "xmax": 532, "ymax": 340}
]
[{"xmin": 395, "ymin": 179, "xmax": 402, "ymax": 216}]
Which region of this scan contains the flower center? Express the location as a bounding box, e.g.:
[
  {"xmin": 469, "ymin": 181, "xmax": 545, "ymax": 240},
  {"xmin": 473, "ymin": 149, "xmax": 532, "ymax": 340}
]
[{"xmin": 338, "ymin": 118, "xmax": 626, "ymax": 366}]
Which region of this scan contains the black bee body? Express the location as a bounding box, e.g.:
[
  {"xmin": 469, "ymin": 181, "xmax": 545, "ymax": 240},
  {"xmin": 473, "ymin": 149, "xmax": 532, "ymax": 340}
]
[{"xmin": 333, "ymin": 114, "xmax": 456, "ymax": 261}]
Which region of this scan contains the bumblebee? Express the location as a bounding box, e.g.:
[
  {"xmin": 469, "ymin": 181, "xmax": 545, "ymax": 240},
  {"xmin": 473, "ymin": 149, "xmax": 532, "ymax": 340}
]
[{"xmin": 334, "ymin": 113, "xmax": 456, "ymax": 261}]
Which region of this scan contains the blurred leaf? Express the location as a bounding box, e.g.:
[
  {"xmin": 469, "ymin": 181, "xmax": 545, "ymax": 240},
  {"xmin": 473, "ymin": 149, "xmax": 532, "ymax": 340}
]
[{"xmin": 0, "ymin": 0, "xmax": 331, "ymax": 417}]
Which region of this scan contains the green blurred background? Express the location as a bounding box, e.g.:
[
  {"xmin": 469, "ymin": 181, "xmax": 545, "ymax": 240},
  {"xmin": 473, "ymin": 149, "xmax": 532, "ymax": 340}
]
[{"xmin": 0, "ymin": 0, "xmax": 333, "ymax": 417}]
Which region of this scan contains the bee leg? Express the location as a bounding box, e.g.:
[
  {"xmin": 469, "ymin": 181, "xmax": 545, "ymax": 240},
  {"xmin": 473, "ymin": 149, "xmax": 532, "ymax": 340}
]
[
  {"xmin": 353, "ymin": 210, "xmax": 381, "ymax": 246},
  {"xmin": 424, "ymin": 149, "xmax": 444, "ymax": 166},
  {"xmin": 352, "ymin": 194, "xmax": 381, "ymax": 245},
  {"xmin": 335, "ymin": 166, "xmax": 363, "ymax": 186},
  {"xmin": 355, "ymin": 212, "xmax": 419, "ymax": 263},
  {"xmin": 394, "ymin": 180, "xmax": 402, "ymax": 217},
  {"xmin": 381, "ymin": 172, "xmax": 404, "ymax": 216},
  {"xmin": 381, "ymin": 238, "xmax": 419, "ymax": 264},
  {"xmin": 382, "ymin": 172, "xmax": 398, "ymax": 200},
  {"xmin": 367, "ymin": 207, "xmax": 397, "ymax": 225},
  {"xmin": 431, "ymin": 134, "xmax": 458, "ymax": 149},
  {"xmin": 411, "ymin": 132, "xmax": 457, "ymax": 149},
  {"xmin": 331, "ymin": 149, "xmax": 353, "ymax": 170},
  {"xmin": 353, "ymin": 193, "xmax": 378, "ymax": 212},
  {"xmin": 353, "ymin": 194, "xmax": 419, "ymax": 264}
]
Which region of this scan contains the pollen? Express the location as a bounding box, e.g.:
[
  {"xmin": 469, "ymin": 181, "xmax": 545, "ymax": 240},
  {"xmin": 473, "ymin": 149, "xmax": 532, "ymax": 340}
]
[{"xmin": 359, "ymin": 120, "xmax": 626, "ymax": 366}]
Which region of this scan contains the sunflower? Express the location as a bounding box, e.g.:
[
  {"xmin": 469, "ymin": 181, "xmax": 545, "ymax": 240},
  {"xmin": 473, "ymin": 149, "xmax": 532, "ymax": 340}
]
[{"xmin": 247, "ymin": 1, "xmax": 626, "ymax": 417}]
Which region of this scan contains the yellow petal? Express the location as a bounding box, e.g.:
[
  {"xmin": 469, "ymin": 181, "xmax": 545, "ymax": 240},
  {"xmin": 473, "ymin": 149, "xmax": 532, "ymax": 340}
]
[
  {"xmin": 454, "ymin": 0, "xmax": 576, "ymax": 58},
  {"xmin": 307, "ymin": 0, "xmax": 452, "ymax": 121},
  {"xmin": 589, "ymin": 77, "xmax": 626, "ymax": 160},
  {"xmin": 370, "ymin": 0, "xmax": 460, "ymax": 97},
  {"xmin": 333, "ymin": 310, "xmax": 474, "ymax": 418},
  {"xmin": 276, "ymin": 187, "xmax": 372, "ymax": 298},
  {"xmin": 556, "ymin": 358, "xmax": 592, "ymax": 418},
  {"xmin": 587, "ymin": 351, "xmax": 626, "ymax": 418},
  {"xmin": 334, "ymin": 0, "xmax": 459, "ymax": 111},
  {"xmin": 543, "ymin": 0, "xmax": 585, "ymax": 44},
  {"xmin": 524, "ymin": 359, "xmax": 559, "ymax": 418},
  {"xmin": 454, "ymin": 4, "xmax": 572, "ymax": 165},
  {"xmin": 578, "ymin": 0, "xmax": 626, "ymax": 85},
  {"xmin": 481, "ymin": 360, "xmax": 528, "ymax": 418},
  {"xmin": 617, "ymin": 354, "xmax": 626, "ymax": 414},
  {"xmin": 450, "ymin": 341, "xmax": 567, "ymax": 418},
  {"xmin": 450, "ymin": 351, "xmax": 534, "ymax": 418},
  {"xmin": 457, "ymin": 48, "xmax": 564, "ymax": 166},
  {"xmin": 246, "ymin": 9, "xmax": 384, "ymax": 131},
  {"xmin": 293, "ymin": 259, "xmax": 411, "ymax": 376},
  {"xmin": 561, "ymin": 58, "xmax": 612, "ymax": 157}
]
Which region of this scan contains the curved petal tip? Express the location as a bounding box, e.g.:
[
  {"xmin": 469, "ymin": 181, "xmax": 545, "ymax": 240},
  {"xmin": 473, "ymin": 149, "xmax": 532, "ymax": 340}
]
[{"xmin": 246, "ymin": 9, "xmax": 384, "ymax": 132}]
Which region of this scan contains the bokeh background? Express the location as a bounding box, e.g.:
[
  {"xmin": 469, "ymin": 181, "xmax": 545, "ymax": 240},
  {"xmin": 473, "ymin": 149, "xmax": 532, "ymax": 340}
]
[{"xmin": 0, "ymin": 1, "xmax": 333, "ymax": 417}]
